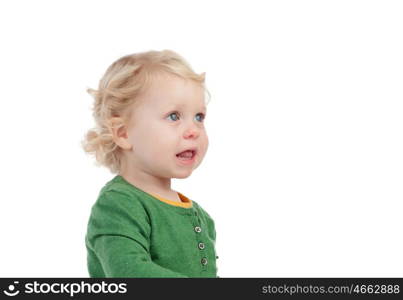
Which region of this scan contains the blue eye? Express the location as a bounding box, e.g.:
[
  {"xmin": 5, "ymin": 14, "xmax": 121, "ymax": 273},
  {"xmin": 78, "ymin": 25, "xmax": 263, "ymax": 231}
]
[
  {"xmin": 195, "ymin": 113, "xmax": 205, "ymax": 122},
  {"xmin": 167, "ymin": 112, "xmax": 206, "ymax": 122},
  {"xmin": 167, "ymin": 112, "xmax": 180, "ymax": 121}
]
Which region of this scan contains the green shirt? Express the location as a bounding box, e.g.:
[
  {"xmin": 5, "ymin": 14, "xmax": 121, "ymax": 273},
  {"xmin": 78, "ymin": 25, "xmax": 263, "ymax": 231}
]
[{"xmin": 85, "ymin": 175, "xmax": 218, "ymax": 278}]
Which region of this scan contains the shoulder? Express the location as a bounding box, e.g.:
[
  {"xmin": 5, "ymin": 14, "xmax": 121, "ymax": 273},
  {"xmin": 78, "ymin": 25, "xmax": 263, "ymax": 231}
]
[
  {"xmin": 90, "ymin": 179, "xmax": 151, "ymax": 225},
  {"xmin": 86, "ymin": 179, "xmax": 152, "ymax": 240},
  {"xmin": 97, "ymin": 177, "xmax": 148, "ymax": 210},
  {"xmin": 86, "ymin": 179, "xmax": 153, "ymax": 252},
  {"xmin": 192, "ymin": 200, "xmax": 215, "ymax": 224}
]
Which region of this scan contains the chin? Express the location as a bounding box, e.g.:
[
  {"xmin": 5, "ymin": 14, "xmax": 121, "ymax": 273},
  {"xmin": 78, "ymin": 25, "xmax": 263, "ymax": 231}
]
[{"xmin": 173, "ymin": 170, "xmax": 193, "ymax": 179}]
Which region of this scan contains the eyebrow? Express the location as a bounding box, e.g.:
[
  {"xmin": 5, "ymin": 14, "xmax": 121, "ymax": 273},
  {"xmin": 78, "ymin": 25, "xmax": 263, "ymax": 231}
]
[{"xmin": 165, "ymin": 103, "xmax": 206, "ymax": 112}]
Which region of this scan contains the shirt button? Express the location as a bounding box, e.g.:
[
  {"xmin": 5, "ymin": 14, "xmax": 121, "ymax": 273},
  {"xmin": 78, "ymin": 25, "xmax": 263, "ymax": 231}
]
[
  {"xmin": 194, "ymin": 226, "xmax": 202, "ymax": 233},
  {"xmin": 198, "ymin": 242, "xmax": 205, "ymax": 250},
  {"xmin": 201, "ymin": 257, "xmax": 208, "ymax": 265},
  {"xmin": 216, "ymin": 255, "xmax": 219, "ymax": 259}
]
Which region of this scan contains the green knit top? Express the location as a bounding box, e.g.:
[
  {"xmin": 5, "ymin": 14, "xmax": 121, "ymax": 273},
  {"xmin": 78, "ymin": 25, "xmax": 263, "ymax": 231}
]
[{"xmin": 85, "ymin": 175, "xmax": 218, "ymax": 278}]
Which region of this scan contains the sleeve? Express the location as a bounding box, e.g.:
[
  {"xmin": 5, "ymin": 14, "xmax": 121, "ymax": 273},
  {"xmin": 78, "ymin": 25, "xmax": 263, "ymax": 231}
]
[{"xmin": 87, "ymin": 189, "xmax": 188, "ymax": 278}]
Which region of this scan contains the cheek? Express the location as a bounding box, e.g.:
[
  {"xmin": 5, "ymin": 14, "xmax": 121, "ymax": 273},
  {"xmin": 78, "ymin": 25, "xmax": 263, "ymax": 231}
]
[
  {"xmin": 128, "ymin": 127, "xmax": 157, "ymax": 155},
  {"xmin": 200, "ymin": 133, "xmax": 209, "ymax": 155},
  {"xmin": 146, "ymin": 130, "xmax": 173, "ymax": 156},
  {"xmin": 130, "ymin": 123, "xmax": 162, "ymax": 145}
]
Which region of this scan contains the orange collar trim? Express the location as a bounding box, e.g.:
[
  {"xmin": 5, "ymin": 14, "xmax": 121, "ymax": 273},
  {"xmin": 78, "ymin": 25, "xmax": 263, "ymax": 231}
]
[{"xmin": 150, "ymin": 192, "xmax": 193, "ymax": 208}]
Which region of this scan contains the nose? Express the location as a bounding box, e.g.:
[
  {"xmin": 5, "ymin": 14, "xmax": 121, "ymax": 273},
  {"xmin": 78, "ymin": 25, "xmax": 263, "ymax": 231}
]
[{"xmin": 183, "ymin": 123, "xmax": 200, "ymax": 139}]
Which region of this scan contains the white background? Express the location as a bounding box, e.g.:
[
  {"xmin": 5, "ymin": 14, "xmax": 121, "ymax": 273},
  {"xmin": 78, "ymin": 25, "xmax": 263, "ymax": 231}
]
[{"xmin": 0, "ymin": 0, "xmax": 402, "ymax": 277}]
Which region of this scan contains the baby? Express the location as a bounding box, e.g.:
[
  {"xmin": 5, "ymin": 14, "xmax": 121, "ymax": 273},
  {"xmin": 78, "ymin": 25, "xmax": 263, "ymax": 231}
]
[{"xmin": 82, "ymin": 50, "xmax": 218, "ymax": 278}]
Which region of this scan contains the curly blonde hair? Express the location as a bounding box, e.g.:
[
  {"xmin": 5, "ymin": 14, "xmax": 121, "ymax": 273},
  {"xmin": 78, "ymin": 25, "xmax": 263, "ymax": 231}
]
[{"xmin": 81, "ymin": 49, "xmax": 210, "ymax": 174}]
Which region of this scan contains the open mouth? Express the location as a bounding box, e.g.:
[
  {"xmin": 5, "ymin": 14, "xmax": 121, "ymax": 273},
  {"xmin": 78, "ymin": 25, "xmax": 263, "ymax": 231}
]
[{"xmin": 176, "ymin": 150, "xmax": 196, "ymax": 161}]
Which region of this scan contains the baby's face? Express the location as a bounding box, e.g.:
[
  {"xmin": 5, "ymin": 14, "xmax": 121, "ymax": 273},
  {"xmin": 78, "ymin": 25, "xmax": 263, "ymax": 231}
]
[{"xmin": 124, "ymin": 73, "xmax": 209, "ymax": 179}]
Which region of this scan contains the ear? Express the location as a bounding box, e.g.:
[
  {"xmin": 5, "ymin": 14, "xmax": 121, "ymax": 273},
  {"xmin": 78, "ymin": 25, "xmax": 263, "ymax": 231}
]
[{"xmin": 108, "ymin": 117, "xmax": 133, "ymax": 150}]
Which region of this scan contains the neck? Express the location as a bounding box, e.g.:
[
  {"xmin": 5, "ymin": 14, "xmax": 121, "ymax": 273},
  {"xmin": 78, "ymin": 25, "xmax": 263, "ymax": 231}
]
[
  {"xmin": 120, "ymin": 170, "xmax": 171, "ymax": 190},
  {"xmin": 118, "ymin": 156, "xmax": 173, "ymax": 194}
]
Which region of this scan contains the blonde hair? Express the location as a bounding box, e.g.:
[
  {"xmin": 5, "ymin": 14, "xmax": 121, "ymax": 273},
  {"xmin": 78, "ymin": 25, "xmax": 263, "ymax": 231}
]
[{"xmin": 81, "ymin": 49, "xmax": 210, "ymax": 174}]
